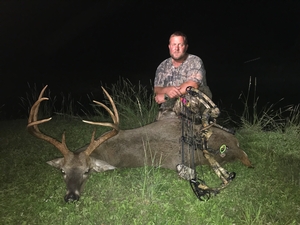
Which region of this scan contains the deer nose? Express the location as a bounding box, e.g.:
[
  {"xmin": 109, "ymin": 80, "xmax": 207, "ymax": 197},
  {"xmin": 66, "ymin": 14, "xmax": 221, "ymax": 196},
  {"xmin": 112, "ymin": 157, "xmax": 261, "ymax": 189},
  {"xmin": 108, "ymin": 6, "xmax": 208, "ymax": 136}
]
[{"xmin": 64, "ymin": 192, "xmax": 80, "ymax": 202}]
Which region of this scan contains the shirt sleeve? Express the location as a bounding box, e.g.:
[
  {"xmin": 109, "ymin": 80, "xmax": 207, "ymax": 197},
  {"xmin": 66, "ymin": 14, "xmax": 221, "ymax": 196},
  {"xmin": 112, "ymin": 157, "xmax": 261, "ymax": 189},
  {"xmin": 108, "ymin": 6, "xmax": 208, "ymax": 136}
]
[{"xmin": 185, "ymin": 56, "xmax": 205, "ymax": 85}]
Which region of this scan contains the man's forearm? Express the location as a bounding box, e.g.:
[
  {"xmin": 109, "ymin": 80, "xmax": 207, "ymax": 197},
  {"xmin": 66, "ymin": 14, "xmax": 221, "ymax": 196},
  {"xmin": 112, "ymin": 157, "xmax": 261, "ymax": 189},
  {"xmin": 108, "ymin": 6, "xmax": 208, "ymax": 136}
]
[
  {"xmin": 154, "ymin": 86, "xmax": 166, "ymax": 94},
  {"xmin": 179, "ymin": 81, "xmax": 199, "ymax": 94},
  {"xmin": 154, "ymin": 80, "xmax": 199, "ymax": 97}
]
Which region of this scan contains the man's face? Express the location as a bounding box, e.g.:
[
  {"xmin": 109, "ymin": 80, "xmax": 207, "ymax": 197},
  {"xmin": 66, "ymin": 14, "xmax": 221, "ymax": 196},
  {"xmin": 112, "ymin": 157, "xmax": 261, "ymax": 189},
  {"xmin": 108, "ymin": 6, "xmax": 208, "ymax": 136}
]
[{"xmin": 168, "ymin": 36, "xmax": 188, "ymax": 61}]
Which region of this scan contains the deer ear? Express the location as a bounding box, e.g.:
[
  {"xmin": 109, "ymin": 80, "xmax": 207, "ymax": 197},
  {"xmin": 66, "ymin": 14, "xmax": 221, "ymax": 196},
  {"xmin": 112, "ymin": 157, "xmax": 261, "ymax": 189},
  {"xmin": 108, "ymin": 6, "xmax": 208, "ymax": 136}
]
[
  {"xmin": 90, "ymin": 157, "xmax": 116, "ymax": 172},
  {"xmin": 47, "ymin": 158, "xmax": 64, "ymax": 169}
]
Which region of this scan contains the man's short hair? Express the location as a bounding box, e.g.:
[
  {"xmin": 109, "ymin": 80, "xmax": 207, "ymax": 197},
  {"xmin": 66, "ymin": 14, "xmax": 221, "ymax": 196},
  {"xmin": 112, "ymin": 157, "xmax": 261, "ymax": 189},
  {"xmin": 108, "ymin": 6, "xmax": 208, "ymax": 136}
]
[{"xmin": 169, "ymin": 31, "xmax": 188, "ymax": 45}]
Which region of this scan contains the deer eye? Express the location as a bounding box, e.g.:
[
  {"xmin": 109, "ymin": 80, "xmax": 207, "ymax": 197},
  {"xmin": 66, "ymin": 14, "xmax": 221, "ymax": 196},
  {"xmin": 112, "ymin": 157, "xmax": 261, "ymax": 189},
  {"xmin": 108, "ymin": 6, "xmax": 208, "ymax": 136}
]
[
  {"xmin": 61, "ymin": 169, "xmax": 65, "ymax": 174},
  {"xmin": 84, "ymin": 169, "xmax": 90, "ymax": 175}
]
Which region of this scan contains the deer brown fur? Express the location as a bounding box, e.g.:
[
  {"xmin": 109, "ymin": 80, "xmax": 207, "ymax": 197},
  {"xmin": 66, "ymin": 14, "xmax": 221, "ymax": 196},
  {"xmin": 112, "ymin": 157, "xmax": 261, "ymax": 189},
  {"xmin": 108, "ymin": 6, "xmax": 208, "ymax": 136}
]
[
  {"xmin": 88, "ymin": 117, "xmax": 252, "ymax": 170},
  {"xmin": 28, "ymin": 86, "xmax": 252, "ymax": 202}
]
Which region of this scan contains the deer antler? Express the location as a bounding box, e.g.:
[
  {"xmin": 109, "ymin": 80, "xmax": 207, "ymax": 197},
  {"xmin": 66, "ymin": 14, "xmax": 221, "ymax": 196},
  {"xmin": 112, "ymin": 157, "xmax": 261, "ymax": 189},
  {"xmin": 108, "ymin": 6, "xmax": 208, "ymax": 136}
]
[
  {"xmin": 27, "ymin": 86, "xmax": 119, "ymax": 157},
  {"xmin": 82, "ymin": 87, "xmax": 119, "ymax": 156},
  {"xmin": 27, "ymin": 85, "xmax": 71, "ymax": 157}
]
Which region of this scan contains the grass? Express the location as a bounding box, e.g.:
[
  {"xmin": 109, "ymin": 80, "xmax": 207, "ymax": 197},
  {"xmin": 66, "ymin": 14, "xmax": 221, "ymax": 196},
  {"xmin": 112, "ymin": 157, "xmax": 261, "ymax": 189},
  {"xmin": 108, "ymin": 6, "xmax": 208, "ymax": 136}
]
[
  {"xmin": 91, "ymin": 77, "xmax": 159, "ymax": 129},
  {"xmin": 1, "ymin": 78, "xmax": 300, "ymax": 224}
]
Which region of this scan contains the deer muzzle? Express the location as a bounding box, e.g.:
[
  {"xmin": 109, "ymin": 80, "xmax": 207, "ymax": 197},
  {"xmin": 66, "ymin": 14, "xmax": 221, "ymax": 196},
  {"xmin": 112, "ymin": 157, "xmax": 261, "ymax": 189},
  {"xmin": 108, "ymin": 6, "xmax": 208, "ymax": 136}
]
[{"xmin": 64, "ymin": 190, "xmax": 80, "ymax": 202}]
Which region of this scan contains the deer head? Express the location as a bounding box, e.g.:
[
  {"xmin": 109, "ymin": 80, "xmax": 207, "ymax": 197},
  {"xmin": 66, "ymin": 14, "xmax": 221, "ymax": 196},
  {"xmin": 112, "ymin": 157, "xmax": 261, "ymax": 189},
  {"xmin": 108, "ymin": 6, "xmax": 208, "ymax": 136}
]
[{"xmin": 27, "ymin": 85, "xmax": 119, "ymax": 202}]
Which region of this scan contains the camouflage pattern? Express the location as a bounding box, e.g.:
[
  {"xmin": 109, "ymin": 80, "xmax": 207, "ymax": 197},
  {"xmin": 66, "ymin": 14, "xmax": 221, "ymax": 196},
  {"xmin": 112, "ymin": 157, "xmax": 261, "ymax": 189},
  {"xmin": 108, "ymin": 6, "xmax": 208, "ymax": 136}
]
[
  {"xmin": 154, "ymin": 54, "xmax": 206, "ymax": 87},
  {"xmin": 176, "ymin": 164, "xmax": 195, "ymax": 180},
  {"xmin": 177, "ymin": 88, "xmax": 236, "ymax": 196},
  {"xmin": 154, "ymin": 54, "xmax": 212, "ymax": 110}
]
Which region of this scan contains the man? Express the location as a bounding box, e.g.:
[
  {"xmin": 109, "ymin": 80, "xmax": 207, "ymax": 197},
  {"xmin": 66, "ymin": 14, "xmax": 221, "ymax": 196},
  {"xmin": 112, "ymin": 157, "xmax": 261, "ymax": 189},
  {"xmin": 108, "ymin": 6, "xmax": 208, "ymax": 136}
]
[{"xmin": 154, "ymin": 31, "xmax": 212, "ymax": 113}]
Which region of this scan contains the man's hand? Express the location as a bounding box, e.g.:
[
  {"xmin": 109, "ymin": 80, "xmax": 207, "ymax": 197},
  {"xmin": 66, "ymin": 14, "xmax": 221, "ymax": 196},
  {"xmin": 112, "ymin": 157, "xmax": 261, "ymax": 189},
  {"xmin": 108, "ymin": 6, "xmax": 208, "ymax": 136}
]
[
  {"xmin": 154, "ymin": 93, "xmax": 166, "ymax": 104},
  {"xmin": 154, "ymin": 86, "xmax": 182, "ymax": 97},
  {"xmin": 154, "ymin": 81, "xmax": 198, "ymax": 104},
  {"xmin": 164, "ymin": 86, "xmax": 182, "ymax": 98},
  {"xmin": 154, "ymin": 86, "xmax": 182, "ymax": 104}
]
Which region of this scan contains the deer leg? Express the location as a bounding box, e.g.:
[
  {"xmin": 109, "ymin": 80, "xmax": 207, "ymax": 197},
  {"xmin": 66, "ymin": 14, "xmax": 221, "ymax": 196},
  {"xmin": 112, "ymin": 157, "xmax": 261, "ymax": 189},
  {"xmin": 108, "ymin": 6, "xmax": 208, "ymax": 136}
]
[{"xmin": 203, "ymin": 150, "xmax": 235, "ymax": 187}]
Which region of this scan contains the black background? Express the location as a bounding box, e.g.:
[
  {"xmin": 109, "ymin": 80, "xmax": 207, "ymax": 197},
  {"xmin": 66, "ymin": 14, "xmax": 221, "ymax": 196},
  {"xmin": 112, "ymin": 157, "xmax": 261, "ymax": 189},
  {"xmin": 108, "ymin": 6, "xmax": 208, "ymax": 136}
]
[{"xmin": 1, "ymin": 0, "xmax": 299, "ymax": 118}]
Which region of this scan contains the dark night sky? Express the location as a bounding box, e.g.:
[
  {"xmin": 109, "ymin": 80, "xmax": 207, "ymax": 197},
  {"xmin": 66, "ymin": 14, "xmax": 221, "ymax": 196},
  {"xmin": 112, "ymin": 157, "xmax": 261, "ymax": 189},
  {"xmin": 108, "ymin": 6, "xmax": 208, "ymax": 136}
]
[{"xmin": 1, "ymin": 0, "xmax": 300, "ymax": 118}]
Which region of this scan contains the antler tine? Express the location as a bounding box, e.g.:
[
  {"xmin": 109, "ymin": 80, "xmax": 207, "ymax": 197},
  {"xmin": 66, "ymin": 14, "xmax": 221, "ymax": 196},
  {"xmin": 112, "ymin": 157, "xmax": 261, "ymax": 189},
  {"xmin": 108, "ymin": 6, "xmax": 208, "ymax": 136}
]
[
  {"xmin": 27, "ymin": 85, "xmax": 70, "ymax": 157},
  {"xmin": 83, "ymin": 87, "xmax": 119, "ymax": 156},
  {"xmin": 28, "ymin": 85, "xmax": 49, "ymax": 125},
  {"xmin": 82, "ymin": 86, "xmax": 119, "ymax": 130},
  {"xmin": 84, "ymin": 128, "xmax": 119, "ymax": 156},
  {"xmin": 82, "ymin": 100, "xmax": 118, "ymax": 130}
]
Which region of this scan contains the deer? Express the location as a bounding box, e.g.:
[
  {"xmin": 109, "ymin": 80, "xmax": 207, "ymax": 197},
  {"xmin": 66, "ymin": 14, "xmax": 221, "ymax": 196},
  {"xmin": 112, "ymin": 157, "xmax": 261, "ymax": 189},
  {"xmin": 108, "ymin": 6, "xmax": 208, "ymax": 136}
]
[{"xmin": 27, "ymin": 85, "xmax": 252, "ymax": 202}]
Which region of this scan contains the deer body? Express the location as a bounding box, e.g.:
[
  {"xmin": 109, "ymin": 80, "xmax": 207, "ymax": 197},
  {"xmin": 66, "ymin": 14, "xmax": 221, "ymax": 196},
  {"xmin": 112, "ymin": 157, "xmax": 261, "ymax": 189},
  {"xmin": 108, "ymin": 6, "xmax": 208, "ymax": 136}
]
[
  {"xmin": 88, "ymin": 119, "xmax": 251, "ymax": 170},
  {"xmin": 28, "ymin": 86, "xmax": 252, "ymax": 202}
]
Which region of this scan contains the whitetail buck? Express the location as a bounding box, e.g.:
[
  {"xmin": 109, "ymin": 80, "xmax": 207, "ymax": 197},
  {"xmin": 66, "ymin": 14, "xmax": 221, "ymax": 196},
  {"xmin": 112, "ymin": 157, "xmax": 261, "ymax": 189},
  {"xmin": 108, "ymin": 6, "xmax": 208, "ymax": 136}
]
[{"xmin": 27, "ymin": 85, "xmax": 252, "ymax": 202}]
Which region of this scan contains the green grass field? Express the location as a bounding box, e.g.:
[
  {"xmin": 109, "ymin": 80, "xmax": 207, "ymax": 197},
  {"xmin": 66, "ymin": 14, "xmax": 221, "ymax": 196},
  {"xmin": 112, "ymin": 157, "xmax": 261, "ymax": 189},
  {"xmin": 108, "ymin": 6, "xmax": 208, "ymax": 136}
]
[{"xmin": 1, "ymin": 80, "xmax": 299, "ymax": 224}]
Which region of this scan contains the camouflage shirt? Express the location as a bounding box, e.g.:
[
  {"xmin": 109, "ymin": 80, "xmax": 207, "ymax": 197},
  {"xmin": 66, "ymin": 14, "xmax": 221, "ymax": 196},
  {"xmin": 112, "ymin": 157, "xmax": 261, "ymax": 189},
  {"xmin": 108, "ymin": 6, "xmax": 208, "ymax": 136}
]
[
  {"xmin": 154, "ymin": 54, "xmax": 207, "ymax": 87},
  {"xmin": 154, "ymin": 54, "xmax": 211, "ymax": 110}
]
